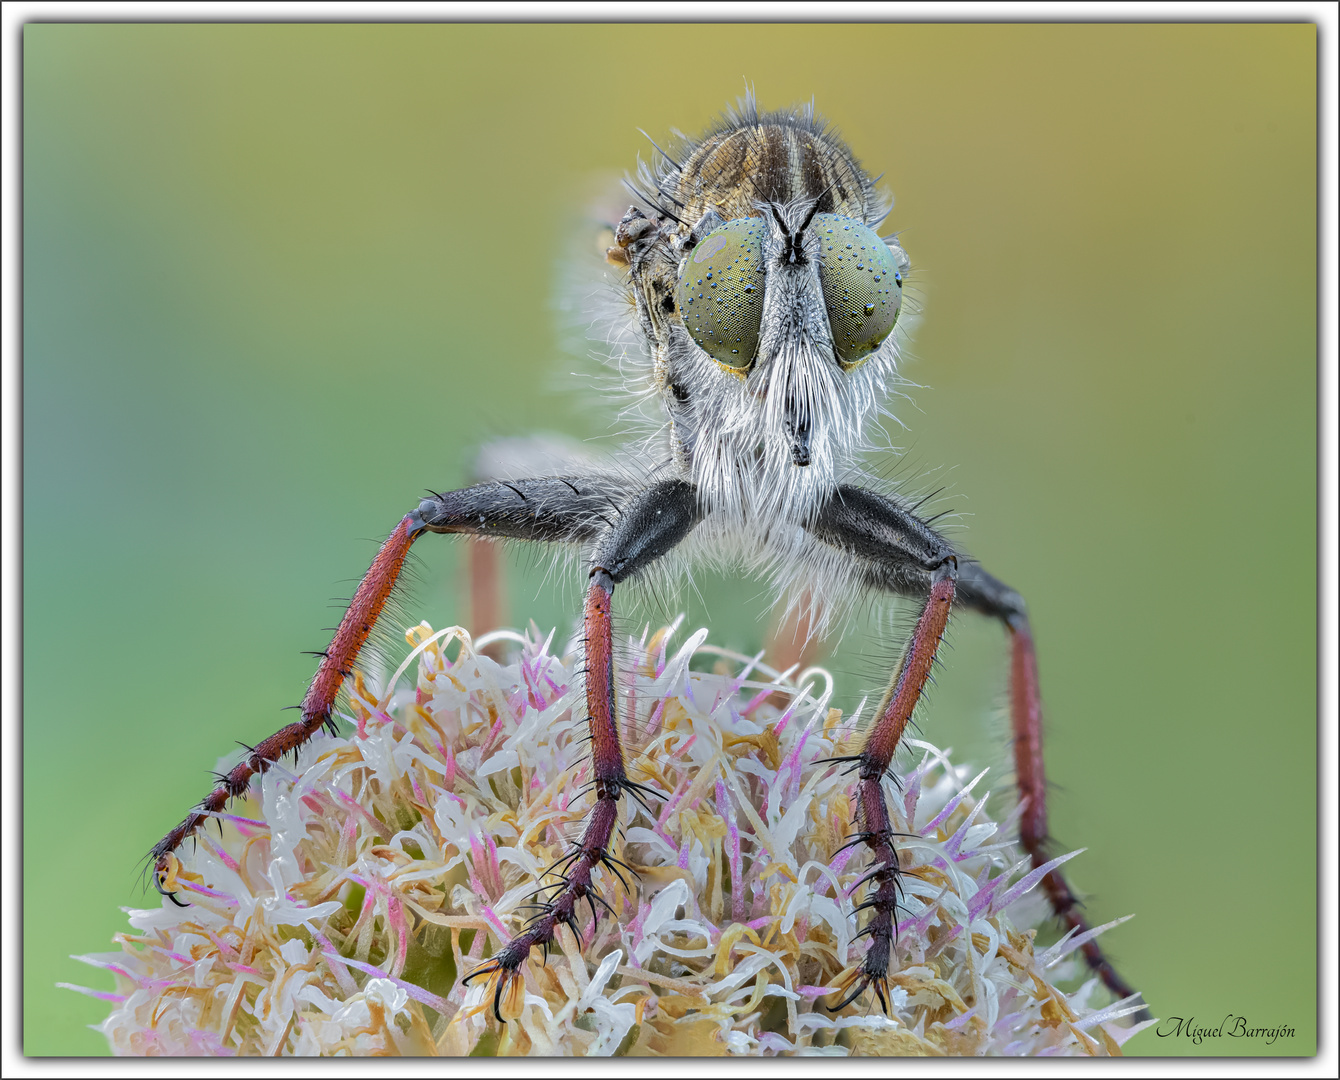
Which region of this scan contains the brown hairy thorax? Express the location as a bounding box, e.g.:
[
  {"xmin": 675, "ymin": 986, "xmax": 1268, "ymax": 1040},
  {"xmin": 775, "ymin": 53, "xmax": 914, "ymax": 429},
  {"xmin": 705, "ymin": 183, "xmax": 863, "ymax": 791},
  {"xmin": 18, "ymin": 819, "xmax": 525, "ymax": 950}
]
[{"xmin": 673, "ymin": 114, "xmax": 880, "ymax": 226}]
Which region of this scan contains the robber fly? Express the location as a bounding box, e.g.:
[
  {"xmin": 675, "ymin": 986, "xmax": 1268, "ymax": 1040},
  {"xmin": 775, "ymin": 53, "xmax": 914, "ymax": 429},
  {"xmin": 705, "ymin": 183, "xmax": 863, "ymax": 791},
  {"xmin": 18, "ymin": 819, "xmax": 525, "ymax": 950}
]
[{"xmin": 149, "ymin": 96, "xmax": 1142, "ymax": 1021}]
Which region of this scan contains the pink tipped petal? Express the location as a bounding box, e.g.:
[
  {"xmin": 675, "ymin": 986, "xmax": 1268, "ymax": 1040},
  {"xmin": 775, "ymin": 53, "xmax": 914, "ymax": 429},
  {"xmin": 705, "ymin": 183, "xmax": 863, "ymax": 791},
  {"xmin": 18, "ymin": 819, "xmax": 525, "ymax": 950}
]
[
  {"xmin": 991, "ymin": 849, "xmax": 1085, "ymax": 914},
  {"xmin": 921, "ymin": 767, "xmax": 990, "ymax": 835},
  {"xmin": 87, "ymin": 621, "xmax": 1138, "ymax": 1056}
]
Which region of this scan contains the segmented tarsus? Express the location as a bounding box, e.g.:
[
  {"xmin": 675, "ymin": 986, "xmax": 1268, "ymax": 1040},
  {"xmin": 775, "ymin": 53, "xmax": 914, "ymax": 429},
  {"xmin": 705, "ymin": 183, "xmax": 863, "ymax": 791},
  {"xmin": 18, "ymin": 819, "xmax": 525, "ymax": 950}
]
[
  {"xmin": 818, "ymin": 564, "xmax": 956, "ymax": 1014},
  {"xmin": 459, "ymin": 768, "xmax": 657, "ymax": 1023},
  {"xmin": 147, "ymin": 515, "xmax": 420, "ymax": 901}
]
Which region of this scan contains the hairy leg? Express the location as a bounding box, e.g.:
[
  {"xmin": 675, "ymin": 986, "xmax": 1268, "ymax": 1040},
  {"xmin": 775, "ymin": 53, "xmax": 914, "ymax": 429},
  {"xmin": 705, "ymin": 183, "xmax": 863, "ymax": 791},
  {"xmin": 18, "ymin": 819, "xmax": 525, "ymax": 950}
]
[
  {"xmin": 810, "ymin": 485, "xmax": 959, "ymax": 1010},
  {"xmin": 958, "ymin": 563, "xmax": 1146, "ymax": 1013},
  {"xmin": 463, "ymin": 478, "xmax": 701, "ymax": 1022},
  {"xmin": 147, "ymin": 475, "xmax": 629, "ymax": 898},
  {"xmin": 811, "ymin": 486, "xmax": 1143, "ymax": 1013}
]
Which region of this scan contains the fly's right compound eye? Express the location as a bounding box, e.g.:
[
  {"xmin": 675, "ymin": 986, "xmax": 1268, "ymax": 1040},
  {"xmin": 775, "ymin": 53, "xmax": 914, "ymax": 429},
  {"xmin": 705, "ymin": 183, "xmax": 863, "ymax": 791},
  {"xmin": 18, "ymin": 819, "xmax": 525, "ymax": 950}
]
[{"xmin": 675, "ymin": 218, "xmax": 766, "ymax": 371}]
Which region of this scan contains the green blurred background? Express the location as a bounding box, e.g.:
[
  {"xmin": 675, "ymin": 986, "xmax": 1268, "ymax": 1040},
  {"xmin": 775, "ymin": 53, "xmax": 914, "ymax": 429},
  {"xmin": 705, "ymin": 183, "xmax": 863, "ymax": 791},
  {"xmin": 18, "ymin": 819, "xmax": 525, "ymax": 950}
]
[{"xmin": 24, "ymin": 24, "xmax": 1315, "ymax": 1056}]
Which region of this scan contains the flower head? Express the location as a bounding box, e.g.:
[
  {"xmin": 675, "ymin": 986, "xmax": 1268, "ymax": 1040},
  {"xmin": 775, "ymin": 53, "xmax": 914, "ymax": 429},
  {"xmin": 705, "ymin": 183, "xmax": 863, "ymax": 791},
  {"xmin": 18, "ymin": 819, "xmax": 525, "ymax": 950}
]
[{"xmin": 69, "ymin": 622, "xmax": 1149, "ymax": 1055}]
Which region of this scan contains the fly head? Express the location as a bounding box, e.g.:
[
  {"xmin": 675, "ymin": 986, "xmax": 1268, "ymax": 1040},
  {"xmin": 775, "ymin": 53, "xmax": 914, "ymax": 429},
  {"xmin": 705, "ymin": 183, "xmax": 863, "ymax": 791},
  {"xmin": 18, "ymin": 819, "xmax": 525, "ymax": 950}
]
[{"xmin": 610, "ymin": 98, "xmax": 911, "ymax": 527}]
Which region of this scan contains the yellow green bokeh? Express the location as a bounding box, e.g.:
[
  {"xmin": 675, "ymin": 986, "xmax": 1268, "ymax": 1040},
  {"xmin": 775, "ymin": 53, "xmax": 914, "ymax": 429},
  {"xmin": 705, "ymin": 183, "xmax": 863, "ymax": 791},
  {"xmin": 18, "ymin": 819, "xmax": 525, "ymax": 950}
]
[{"xmin": 24, "ymin": 24, "xmax": 1315, "ymax": 1056}]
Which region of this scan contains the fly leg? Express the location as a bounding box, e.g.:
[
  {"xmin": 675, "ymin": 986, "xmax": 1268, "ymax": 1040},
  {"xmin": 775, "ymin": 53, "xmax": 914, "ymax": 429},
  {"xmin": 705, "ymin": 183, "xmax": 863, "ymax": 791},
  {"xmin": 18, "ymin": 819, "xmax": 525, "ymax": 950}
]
[
  {"xmin": 810, "ymin": 485, "xmax": 1143, "ymax": 1014},
  {"xmin": 958, "ymin": 562, "xmax": 1147, "ymax": 1016},
  {"xmin": 808, "ymin": 485, "xmax": 958, "ymax": 1012},
  {"xmin": 463, "ymin": 478, "xmax": 701, "ymax": 1023},
  {"xmin": 147, "ymin": 475, "xmax": 627, "ymax": 900},
  {"xmin": 464, "ymin": 438, "xmax": 606, "ymax": 657}
]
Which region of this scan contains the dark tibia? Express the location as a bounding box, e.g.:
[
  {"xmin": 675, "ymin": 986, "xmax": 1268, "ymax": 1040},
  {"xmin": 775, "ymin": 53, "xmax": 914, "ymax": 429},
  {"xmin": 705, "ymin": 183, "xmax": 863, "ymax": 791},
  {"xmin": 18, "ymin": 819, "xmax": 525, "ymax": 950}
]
[
  {"xmin": 464, "ymin": 479, "xmax": 700, "ymax": 1022},
  {"xmin": 955, "ymin": 560, "xmax": 1026, "ymax": 623},
  {"xmin": 148, "ymin": 472, "xmax": 638, "ymax": 898}
]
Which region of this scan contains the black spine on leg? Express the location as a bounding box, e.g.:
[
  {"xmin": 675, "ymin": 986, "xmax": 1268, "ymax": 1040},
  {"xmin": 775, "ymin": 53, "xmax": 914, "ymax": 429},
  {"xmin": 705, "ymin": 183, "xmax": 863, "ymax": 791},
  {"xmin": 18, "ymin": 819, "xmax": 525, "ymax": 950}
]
[{"xmin": 411, "ymin": 476, "xmax": 632, "ymax": 544}]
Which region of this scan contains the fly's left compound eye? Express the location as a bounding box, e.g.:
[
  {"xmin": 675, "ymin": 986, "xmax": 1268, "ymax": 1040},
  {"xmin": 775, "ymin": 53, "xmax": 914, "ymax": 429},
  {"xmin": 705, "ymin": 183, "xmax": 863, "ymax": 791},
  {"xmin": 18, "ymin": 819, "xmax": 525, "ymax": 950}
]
[
  {"xmin": 675, "ymin": 218, "xmax": 767, "ymax": 370},
  {"xmin": 813, "ymin": 214, "xmax": 904, "ymax": 367}
]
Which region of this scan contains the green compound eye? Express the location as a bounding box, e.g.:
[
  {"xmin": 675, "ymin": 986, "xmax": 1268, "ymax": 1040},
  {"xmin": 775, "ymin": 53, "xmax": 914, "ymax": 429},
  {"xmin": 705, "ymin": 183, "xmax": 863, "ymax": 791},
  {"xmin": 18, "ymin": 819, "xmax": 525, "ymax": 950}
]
[
  {"xmin": 812, "ymin": 213, "xmax": 903, "ymax": 366},
  {"xmin": 675, "ymin": 218, "xmax": 766, "ymax": 370}
]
